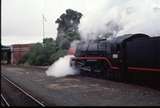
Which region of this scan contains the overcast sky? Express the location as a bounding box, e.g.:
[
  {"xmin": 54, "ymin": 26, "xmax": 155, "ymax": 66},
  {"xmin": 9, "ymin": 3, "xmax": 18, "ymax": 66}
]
[
  {"xmin": 2, "ymin": 0, "xmax": 160, "ymax": 45},
  {"xmin": 1, "ymin": 0, "xmax": 105, "ymax": 45}
]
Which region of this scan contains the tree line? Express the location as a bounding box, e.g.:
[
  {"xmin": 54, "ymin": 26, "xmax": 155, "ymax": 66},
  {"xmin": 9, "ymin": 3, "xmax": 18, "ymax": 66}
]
[{"xmin": 19, "ymin": 9, "xmax": 82, "ymax": 66}]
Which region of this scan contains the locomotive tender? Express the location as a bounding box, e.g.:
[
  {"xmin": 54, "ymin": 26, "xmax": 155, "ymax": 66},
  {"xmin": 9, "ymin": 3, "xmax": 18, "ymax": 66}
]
[{"xmin": 70, "ymin": 33, "xmax": 160, "ymax": 81}]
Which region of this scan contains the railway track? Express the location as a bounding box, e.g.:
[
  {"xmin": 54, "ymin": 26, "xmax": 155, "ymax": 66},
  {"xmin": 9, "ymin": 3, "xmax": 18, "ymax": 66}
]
[
  {"xmin": 1, "ymin": 94, "xmax": 10, "ymax": 106},
  {"xmin": 1, "ymin": 74, "xmax": 46, "ymax": 107}
]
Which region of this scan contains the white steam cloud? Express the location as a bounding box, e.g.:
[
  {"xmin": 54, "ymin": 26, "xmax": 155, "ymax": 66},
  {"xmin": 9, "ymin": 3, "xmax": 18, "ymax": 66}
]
[
  {"xmin": 79, "ymin": 0, "xmax": 160, "ymax": 40},
  {"xmin": 46, "ymin": 55, "xmax": 79, "ymax": 77}
]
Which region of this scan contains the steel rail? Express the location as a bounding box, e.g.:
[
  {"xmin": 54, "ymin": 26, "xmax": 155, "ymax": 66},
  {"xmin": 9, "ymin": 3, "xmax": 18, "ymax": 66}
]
[
  {"xmin": 1, "ymin": 94, "xmax": 10, "ymax": 107},
  {"xmin": 1, "ymin": 74, "xmax": 45, "ymax": 107}
]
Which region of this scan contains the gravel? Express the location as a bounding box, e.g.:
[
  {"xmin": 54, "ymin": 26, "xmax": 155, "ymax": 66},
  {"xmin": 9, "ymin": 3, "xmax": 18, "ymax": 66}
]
[{"xmin": 1, "ymin": 65, "xmax": 160, "ymax": 106}]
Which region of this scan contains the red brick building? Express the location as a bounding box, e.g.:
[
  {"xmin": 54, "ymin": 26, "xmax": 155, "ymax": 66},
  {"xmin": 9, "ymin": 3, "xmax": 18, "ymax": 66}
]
[{"xmin": 11, "ymin": 44, "xmax": 34, "ymax": 64}]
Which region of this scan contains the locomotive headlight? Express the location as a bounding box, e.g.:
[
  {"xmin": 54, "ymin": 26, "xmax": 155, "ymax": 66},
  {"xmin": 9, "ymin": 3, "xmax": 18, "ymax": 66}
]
[{"xmin": 112, "ymin": 54, "xmax": 118, "ymax": 59}]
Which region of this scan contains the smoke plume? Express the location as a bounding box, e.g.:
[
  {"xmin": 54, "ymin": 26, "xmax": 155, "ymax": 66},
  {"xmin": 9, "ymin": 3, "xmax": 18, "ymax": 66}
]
[
  {"xmin": 70, "ymin": 40, "xmax": 80, "ymax": 48},
  {"xmin": 46, "ymin": 55, "xmax": 79, "ymax": 77},
  {"xmin": 79, "ymin": 0, "xmax": 160, "ymax": 40}
]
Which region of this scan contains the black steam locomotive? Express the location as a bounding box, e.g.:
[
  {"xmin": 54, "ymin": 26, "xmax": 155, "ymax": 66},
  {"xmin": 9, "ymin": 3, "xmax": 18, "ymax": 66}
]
[{"xmin": 70, "ymin": 33, "xmax": 160, "ymax": 82}]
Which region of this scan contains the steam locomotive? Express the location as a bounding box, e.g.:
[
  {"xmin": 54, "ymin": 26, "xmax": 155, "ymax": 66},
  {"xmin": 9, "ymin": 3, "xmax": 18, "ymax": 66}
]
[{"xmin": 69, "ymin": 33, "xmax": 160, "ymax": 82}]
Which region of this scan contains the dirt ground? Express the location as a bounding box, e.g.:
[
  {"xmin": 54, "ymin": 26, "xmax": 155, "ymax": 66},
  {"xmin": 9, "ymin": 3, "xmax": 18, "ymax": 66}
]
[{"xmin": 1, "ymin": 65, "xmax": 160, "ymax": 106}]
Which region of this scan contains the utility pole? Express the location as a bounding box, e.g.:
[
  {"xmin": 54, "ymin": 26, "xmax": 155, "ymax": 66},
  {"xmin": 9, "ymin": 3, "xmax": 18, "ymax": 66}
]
[{"xmin": 42, "ymin": 14, "xmax": 45, "ymax": 40}]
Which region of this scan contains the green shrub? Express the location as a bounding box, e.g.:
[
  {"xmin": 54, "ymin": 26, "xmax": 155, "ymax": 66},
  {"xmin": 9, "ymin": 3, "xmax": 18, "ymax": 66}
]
[
  {"xmin": 20, "ymin": 38, "xmax": 58, "ymax": 66},
  {"xmin": 50, "ymin": 48, "xmax": 67, "ymax": 62}
]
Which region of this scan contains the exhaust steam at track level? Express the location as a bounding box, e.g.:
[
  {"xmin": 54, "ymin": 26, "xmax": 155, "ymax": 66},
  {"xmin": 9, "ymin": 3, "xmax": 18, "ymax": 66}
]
[{"xmin": 45, "ymin": 55, "xmax": 79, "ymax": 78}]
